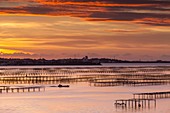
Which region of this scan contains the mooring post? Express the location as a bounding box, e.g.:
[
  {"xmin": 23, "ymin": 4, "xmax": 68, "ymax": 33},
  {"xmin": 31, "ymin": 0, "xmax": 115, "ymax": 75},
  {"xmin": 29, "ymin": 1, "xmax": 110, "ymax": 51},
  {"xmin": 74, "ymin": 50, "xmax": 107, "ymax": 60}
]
[{"xmin": 148, "ymin": 100, "xmax": 150, "ymax": 108}]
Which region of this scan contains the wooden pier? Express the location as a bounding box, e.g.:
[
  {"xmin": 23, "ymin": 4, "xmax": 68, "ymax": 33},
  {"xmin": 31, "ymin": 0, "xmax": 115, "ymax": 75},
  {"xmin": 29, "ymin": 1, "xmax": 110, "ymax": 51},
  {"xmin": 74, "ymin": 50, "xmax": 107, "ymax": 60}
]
[
  {"xmin": 0, "ymin": 66, "xmax": 170, "ymax": 87},
  {"xmin": 115, "ymin": 99, "xmax": 156, "ymax": 108},
  {"xmin": 0, "ymin": 86, "xmax": 10, "ymax": 90},
  {"xmin": 133, "ymin": 91, "xmax": 170, "ymax": 99},
  {"xmin": 0, "ymin": 75, "xmax": 95, "ymax": 85},
  {"xmin": 115, "ymin": 91, "xmax": 170, "ymax": 109},
  {"xmin": 0, "ymin": 86, "xmax": 45, "ymax": 93},
  {"xmin": 92, "ymin": 78, "xmax": 170, "ymax": 87}
]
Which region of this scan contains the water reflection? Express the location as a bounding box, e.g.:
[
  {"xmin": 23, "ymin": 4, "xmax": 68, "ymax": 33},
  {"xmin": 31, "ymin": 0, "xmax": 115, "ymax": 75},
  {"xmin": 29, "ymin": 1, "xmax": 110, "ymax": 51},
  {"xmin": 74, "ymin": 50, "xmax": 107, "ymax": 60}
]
[{"xmin": 0, "ymin": 66, "xmax": 170, "ymax": 113}]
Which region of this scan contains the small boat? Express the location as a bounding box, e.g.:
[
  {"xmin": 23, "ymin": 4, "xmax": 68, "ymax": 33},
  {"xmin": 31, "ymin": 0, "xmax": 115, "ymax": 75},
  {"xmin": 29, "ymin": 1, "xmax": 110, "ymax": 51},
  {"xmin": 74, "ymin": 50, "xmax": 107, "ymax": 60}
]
[{"xmin": 58, "ymin": 84, "xmax": 70, "ymax": 88}]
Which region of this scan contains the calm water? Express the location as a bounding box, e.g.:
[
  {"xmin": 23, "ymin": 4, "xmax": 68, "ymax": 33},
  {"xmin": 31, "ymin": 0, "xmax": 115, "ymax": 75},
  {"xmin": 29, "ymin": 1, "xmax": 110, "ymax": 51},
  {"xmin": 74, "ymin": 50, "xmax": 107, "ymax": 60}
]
[
  {"xmin": 0, "ymin": 64, "xmax": 170, "ymax": 113},
  {"xmin": 1, "ymin": 63, "xmax": 170, "ymax": 68}
]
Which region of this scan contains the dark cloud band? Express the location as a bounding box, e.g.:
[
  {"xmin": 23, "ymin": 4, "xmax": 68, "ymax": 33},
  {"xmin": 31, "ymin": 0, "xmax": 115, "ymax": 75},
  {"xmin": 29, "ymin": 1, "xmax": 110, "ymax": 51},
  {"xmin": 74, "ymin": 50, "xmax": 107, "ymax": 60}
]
[{"xmin": 0, "ymin": 0, "xmax": 170, "ymax": 26}]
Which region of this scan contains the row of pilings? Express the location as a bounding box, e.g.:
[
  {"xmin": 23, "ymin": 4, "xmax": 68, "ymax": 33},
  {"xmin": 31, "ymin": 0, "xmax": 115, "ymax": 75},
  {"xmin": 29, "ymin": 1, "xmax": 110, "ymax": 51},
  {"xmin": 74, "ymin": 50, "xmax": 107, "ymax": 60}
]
[
  {"xmin": 0, "ymin": 86, "xmax": 45, "ymax": 93},
  {"xmin": 115, "ymin": 91, "xmax": 170, "ymax": 110}
]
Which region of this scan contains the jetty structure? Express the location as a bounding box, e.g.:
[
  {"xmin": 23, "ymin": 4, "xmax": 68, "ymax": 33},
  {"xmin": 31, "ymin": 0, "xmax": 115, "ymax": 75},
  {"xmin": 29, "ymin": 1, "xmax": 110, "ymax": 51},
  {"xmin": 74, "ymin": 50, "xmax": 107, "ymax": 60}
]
[
  {"xmin": 115, "ymin": 91, "xmax": 170, "ymax": 109},
  {"xmin": 133, "ymin": 91, "xmax": 170, "ymax": 99},
  {"xmin": 0, "ymin": 66, "xmax": 170, "ymax": 86},
  {"xmin": 115, "ymin": 98, "xmax": 156, "ymax": 108},
  {"xmin": 0, "ymin": 86, "xmax": 45, "ymax": 93}
]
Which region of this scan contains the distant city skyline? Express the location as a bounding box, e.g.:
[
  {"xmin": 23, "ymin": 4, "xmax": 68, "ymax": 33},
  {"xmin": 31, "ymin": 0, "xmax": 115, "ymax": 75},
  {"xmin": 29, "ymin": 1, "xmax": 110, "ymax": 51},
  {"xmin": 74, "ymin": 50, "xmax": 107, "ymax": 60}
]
[{"xmin": 0, "ymin": 0, "xmax": 170, "ymax": 60}]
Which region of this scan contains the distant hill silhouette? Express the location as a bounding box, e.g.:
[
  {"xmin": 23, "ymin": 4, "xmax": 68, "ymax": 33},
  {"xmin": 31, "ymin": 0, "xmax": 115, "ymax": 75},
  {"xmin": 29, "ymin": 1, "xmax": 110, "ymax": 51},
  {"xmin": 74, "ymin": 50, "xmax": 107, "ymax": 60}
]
[{"xmin": 0, "ymin": 57, "xmax": 170, "ymax": 66}]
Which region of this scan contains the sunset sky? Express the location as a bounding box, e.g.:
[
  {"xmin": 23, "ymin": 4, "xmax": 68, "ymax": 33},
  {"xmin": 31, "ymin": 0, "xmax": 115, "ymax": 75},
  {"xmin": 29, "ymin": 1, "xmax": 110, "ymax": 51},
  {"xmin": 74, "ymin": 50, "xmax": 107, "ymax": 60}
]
[{"xmin": 0, "ymin": 0, "xmax": 170, "ymax": 60}]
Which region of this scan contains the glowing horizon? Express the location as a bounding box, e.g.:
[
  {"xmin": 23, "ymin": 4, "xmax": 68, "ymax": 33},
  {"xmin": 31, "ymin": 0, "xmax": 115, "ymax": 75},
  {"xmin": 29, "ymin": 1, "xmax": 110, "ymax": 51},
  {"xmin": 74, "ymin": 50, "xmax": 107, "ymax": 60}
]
[{"xmin": 0, "ymin": 0, "xmax": 170, "ymax": 60}]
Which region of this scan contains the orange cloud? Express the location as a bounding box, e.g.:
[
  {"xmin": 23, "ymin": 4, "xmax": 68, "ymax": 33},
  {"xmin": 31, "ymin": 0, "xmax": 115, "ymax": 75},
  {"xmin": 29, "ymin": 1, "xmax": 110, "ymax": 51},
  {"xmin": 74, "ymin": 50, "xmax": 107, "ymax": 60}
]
[
  {"xmin": 0, "ymin": 0, "xmax": 170, "ymax": 60},
  {"xmin": 135, "ymin": 18, "xmax": 170, "ymax": 26},
  {"xmin": 35, "ymin": 0, "xmax": 156, "ymax": 7},
  {"xmin": 0, "ymin": 0, "xmax": 169, "ymax": 27}
]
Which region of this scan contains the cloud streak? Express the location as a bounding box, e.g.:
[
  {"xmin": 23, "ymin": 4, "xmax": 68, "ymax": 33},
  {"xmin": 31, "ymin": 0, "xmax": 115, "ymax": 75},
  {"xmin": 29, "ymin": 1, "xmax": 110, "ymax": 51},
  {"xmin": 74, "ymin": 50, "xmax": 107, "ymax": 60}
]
[
  {"xmin": 0, "ymin": 0, "xmax": 170, "ymax": 60},
  {"xmin": 0, "ymin": 0, "xmax": 169, "ymax": 26}
]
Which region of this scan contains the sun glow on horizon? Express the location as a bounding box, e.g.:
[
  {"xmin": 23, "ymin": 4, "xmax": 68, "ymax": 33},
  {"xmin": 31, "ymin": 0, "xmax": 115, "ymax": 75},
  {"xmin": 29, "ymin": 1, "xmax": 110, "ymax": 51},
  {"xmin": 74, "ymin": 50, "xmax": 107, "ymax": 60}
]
[
  {"xmin": 0, "ymin": 0, "xmax": 170, "ymax": 60},
  {"xmin": 0, "ymin": 49, "xmax": 33, "ymax": 55}
]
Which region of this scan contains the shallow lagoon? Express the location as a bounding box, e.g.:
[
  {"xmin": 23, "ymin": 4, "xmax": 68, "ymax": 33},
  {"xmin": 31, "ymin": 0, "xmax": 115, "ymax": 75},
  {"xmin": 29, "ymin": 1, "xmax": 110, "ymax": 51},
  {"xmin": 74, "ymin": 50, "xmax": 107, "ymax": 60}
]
[{"xmin": 0, "ymin": 64, "xmax": 170, "ymax": 113}]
